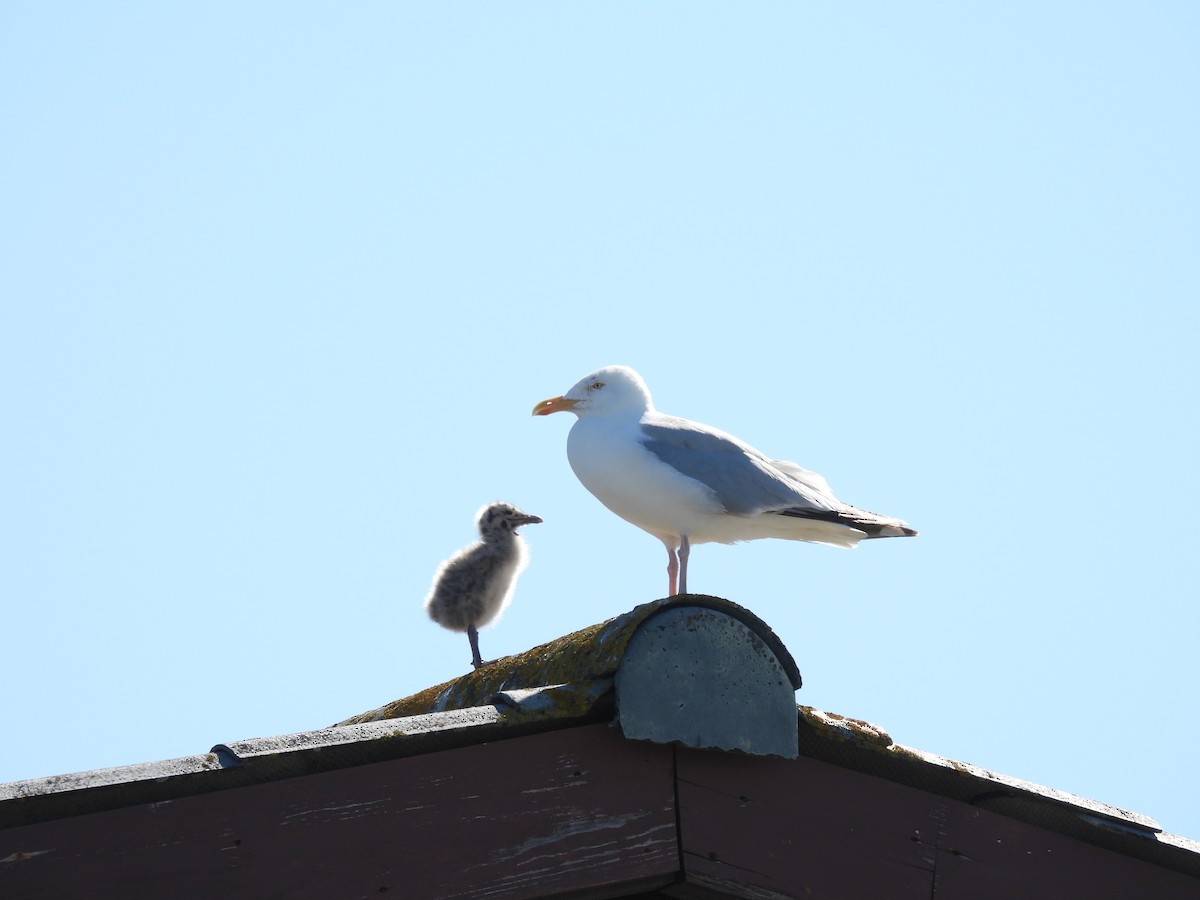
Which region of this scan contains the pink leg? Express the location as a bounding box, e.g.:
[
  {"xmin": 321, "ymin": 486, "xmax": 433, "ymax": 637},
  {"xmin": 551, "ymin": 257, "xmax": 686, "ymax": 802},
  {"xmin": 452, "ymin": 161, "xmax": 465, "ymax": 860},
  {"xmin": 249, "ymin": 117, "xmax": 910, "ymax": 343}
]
[
  {"xmin": 678, "ymin": 535, "xmax": 690, "ymax": 595},
  {"xmin": 665, "ymin": 543, "xmax": 679, "ymax": 597}
]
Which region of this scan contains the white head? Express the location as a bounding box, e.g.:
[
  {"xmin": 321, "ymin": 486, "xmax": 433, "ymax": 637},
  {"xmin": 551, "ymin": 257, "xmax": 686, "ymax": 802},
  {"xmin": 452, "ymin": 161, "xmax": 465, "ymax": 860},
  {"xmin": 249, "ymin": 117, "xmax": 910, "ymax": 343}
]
[{"xmin": 532, "ymin": 365, "xmax": 655, "ymax": 418}]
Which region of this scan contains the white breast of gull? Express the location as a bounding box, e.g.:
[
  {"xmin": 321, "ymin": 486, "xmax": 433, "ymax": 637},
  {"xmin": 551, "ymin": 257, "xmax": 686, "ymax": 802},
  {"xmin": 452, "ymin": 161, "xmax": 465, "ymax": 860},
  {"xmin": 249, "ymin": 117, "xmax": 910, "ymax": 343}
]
[
  {"xmin": 533, "ymin": 365, "xmax": 915, "ymax": 597},
  {"xmin": 423, "ymin": 502, "xmax": 542, "ymax": 669}
]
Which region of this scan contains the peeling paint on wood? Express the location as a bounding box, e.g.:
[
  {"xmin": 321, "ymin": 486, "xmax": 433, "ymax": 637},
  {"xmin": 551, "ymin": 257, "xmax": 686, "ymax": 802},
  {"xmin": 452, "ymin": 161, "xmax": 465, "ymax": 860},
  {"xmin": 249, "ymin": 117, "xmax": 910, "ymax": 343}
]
[{"xmin": 0, "ymin": 724, "xmax": 679, "ymax": 900}]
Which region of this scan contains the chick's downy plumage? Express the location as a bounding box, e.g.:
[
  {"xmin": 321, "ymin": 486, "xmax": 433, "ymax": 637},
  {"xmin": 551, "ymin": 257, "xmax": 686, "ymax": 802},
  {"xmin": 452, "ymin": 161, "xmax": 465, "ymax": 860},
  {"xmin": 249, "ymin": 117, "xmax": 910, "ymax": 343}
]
[{"xmin": 424, "ymin": 502, "xmax": 542, "ymax": 668}]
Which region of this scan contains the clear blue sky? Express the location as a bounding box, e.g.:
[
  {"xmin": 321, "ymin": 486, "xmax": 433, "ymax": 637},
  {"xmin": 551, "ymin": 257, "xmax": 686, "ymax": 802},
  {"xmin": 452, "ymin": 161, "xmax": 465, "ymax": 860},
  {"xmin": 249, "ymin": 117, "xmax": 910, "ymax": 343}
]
[{"xmin": 3, "ymin": 4, "xmax": 1198, "ymax": 840}]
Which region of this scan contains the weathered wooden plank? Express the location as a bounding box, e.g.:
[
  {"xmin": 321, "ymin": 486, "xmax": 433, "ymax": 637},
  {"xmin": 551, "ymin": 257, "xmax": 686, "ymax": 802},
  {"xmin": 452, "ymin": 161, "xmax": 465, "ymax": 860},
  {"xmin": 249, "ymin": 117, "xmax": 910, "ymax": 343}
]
[
  {"xmin": 676, "ymin": 748, "xmax": 934, "ymax": 898},
  {"xmin": 0, "ymin": 724, "xmax": 679, "ymax": 899},
  {"xmin": 676, "ymin": 747, "xmax": 1200, "ymax": 900},
  {"xmin": 927, "ymin": 799, "xmax": 1200, "ymax": 900}
]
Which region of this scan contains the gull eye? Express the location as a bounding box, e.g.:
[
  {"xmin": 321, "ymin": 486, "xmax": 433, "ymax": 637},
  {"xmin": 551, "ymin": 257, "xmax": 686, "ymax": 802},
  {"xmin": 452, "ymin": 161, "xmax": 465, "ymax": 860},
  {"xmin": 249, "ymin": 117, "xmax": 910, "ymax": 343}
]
[{"xmin": 590, "ymin": 381, "xmax": 604, "ymax": 390}]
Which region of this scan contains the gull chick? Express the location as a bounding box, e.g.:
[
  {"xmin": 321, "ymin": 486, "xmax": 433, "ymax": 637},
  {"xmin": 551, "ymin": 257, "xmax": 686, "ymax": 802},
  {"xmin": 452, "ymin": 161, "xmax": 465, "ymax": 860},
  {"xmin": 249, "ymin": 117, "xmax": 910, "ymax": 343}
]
[
  {"xmin": 424, "ymin": 502, "xmax": 543, "ymax": 669},
  {"xmin": 533, "ymin": 365, "xmax": 915, "ymax": 597}
]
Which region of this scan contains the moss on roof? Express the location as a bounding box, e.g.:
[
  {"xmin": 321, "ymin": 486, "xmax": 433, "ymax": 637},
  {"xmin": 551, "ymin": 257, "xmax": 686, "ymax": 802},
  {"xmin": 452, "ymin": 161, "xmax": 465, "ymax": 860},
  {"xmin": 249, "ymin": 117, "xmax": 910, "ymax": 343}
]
[{"xmin": 337, "ymin": 594, "xmax": 799, "ymax": 725}]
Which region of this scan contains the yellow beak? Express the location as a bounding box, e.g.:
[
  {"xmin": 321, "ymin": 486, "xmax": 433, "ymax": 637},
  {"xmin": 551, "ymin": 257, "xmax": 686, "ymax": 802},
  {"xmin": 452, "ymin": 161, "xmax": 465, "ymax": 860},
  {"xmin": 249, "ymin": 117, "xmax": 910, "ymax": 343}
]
[{"xmin": 532, "ymin": 395, "xmax": 579, "ymax": 416}]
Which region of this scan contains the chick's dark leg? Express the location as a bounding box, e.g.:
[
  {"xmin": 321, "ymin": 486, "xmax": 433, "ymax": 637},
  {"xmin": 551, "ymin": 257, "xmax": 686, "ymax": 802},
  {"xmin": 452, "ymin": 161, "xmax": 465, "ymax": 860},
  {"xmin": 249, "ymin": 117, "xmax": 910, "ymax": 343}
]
[{"xmin": 467, "ymin": 623, "xmax": 492, "ymax": 669}]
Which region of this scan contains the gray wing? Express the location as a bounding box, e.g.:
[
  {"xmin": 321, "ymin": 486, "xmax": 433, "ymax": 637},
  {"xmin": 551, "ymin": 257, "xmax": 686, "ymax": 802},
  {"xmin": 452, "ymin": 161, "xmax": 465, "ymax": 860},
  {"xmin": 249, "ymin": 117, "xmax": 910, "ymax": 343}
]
[{"xmin": 639, "ymin": 418, "xmax": 840, "ymax": 516}]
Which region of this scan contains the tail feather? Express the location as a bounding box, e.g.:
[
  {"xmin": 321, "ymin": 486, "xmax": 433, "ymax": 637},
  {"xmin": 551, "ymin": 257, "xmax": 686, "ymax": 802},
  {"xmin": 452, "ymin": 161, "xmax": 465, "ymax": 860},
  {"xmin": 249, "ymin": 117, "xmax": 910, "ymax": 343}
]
[{"xmin": 780, "ymin": 506, "xmax": 917, "ymax": 539}]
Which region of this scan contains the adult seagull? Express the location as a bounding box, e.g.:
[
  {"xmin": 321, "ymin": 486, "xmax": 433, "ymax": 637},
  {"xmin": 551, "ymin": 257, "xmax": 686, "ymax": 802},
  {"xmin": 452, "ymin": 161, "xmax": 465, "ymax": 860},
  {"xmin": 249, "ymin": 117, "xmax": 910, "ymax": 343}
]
[{"xmin": 533, "ymin": 365, "xmax": 915, "ymax": 596}]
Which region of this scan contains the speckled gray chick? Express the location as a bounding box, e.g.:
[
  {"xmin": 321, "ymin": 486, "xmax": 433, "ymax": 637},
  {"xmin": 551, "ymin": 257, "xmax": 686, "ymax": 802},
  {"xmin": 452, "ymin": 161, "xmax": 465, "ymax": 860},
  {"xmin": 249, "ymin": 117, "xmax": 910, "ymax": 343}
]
[{"xmin": 423, "ymin": 502, "xmax": 542, "ymax": 669}]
